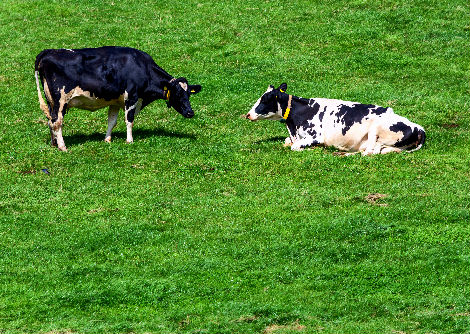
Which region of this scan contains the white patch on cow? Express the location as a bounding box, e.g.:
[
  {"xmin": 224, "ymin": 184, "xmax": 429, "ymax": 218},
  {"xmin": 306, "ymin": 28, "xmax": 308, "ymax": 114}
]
[
  {"xmin": 65, "ymin": 86, "xmax": 126, "ymax": 111},
  {"xmin": 35, "ymin": 73, "xmax": 52, "ymax": 120},
  {"xmin": 275, "ymin": 101, "xmax": 283, "ymax": 118},
  {"xmin": 43, "ymin": 80, "xmax": 54, "ymax": 107},
  {"xmin": 124, "ymin": 98, "xmax": 143, "ymax": 143},
  {"xmin": 179, "ymin": 82, "xmax": 188, "ymax": 91}
]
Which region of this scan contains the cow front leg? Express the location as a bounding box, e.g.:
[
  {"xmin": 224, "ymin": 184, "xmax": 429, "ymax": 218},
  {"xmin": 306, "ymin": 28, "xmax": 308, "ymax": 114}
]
[
  {"xmin": 291, "ymin": 137, "xmax": 320, "ymax": 151},
  {"xmin": 49, "ymin": 126, "xmax": 58, "ymax": 147},
  {"xmin": 284, "ymin": 122, "xmax": 296, "ymax": 147},
  {"xmin": 124, "ymin": 98, "xmax": 142, "ymax": 144},
  {"xmin": 284, "ymin": 137, "xmax": 293, "ymax": 147},
  {"xmin": 105, "ymin": 106, "xmax": 120, "ymax": 143}
]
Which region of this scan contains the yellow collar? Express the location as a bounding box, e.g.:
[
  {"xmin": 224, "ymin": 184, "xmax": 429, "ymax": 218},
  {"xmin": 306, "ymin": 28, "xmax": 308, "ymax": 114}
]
[
  {"xmin": 283, "ymin": 94, "xmax": 292, "ymax": 120},
  {"xmin": 163, "ymin": 86, "xmax": 170, "ymax": 101}
]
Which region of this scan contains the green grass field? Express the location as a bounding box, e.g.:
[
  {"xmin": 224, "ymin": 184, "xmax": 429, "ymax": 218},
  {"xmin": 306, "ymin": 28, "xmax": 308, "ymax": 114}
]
[{"xmin": 0, "ymin": 0, "xmax": 469, "ymax": 333}]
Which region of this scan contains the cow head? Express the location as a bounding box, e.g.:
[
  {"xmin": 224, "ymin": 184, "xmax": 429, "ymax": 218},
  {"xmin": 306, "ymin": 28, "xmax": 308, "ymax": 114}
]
[
  {"xmin": 164, "ymin": 77, "xmax": 201, "ymax": 118},
  {"xmin": 246, "ymin": 83, "xmax": 287, "ymax": 121}
]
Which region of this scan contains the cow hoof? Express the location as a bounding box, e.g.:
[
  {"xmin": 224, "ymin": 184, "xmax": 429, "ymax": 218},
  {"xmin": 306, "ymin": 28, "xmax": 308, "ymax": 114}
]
[
  {"xmin": 291, "ymin": 145, "xmax": 304, "ymax": 151},
  {"xmin": 104, "ymin": 137, "xmax": 112, "ymax": 143},
  {"xmin": 334, "ymin": 151, "xmax": 358, "ymax": 156},
  {"xmin": 58, "ymin": 146, "xmax": 68, "ymax": 152},
  {"xmin": 126, "ymin": 140, "xmax": 134, "ymax": 144}
]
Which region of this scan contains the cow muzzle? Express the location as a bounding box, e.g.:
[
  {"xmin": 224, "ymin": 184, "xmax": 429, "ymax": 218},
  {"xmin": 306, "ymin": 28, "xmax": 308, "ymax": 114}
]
[{"xmin": 245, "ymin": 112, "xmax": 257, "ymax": 121}]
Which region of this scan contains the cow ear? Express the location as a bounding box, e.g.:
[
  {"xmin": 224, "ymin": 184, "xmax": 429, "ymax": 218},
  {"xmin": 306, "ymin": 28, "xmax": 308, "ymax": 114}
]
[
  {"xmin": 189, "ymin": 85, "xmax": 202, "ymax": 94},
  {"xmin": 278, "ymin": 83, "xmax": 288, "ymax": 93}
]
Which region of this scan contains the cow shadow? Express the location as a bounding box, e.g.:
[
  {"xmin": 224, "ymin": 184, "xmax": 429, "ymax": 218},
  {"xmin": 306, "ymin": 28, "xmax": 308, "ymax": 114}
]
[
  {"xmin": 63, "ymin": 128, "xmax": 196, "ymax": 147},
  {"xmin": 254, "ymin": 136, "xmax": 286, "ymax": 145}
]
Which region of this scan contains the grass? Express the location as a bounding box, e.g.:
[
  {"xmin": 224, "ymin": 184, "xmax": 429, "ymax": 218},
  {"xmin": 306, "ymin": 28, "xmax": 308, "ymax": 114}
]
[{"xmin": 0, "ymin": 0, "xmax": 469, "ymax": 333}]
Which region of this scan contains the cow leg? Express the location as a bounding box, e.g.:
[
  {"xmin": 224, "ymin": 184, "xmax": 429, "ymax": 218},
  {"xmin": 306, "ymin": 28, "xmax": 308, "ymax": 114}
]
[
  {"xmin": 361, "ymin": 126, "xmax": 379, "ymax": 156},
  {"xmin": 284, "ymin": 137, "xmax": 293, "ymax": 147},
  {"xmin": 49, "ymin": 103, "xmax": 67, "ymax": 151},
  {"xmin": 291, "ymin": 137, "xmax": 320, "ymax": 151},
  {"xmin": 284, "ymin": 122, "xmax": 296, "ymax": 147},
  {"xmin": 104, "ymin": 106, "xmax": 120, "ymax": 143},
  {"xmin": 49, "ymin": 125, "xmax": 58, "ymax": 147},
  {"xmin": 380, "ymin": 146, "xmax": 402, "ymax": 154},
  {"xmin": 124, "ymin": 97, "xmax": 142, "ymax": 143}
]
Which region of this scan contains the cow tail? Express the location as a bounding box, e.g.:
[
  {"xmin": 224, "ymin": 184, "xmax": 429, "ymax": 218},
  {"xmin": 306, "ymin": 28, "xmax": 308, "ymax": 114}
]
[
  {"xmin": 407, "ymin": 128, "xmax": 426, "ymax": 152},
  {"xmin": 34, "ymin": 69, "xmax": 51, "ymax": 120}
]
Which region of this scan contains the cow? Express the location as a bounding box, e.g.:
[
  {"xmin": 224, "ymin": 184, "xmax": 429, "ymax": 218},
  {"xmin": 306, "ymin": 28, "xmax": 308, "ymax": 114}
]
[
  {"xmin": 246, "ymin": 83, "xmax": 425, "ymax": 155},
  {"xmin": 35, "ymin": 46, "xmax": 202, "ymax": 151}
]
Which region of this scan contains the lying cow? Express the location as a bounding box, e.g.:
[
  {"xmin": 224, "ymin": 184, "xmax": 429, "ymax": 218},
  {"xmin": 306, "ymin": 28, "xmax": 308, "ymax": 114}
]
[
  {"xmin": 35, "ymin": 46, "xmax": 201, "ymax": 151},
  {"xmin": 246, "ymin": 84, "xmax": 425, "ymax": 155}
]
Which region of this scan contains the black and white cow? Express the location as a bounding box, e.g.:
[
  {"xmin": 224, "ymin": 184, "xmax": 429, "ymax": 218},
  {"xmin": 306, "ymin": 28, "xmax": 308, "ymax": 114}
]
[
  {"xmin": 246, "ymin": 84, "xmax": 425, "ymax": 155},
  {"xmin": 35, "ymin": 46, "xmax": 201, "ymax": 151}
]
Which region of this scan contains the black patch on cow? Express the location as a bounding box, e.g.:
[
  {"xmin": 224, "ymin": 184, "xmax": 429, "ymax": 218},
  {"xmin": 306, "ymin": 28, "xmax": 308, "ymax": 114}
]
[
  {"xmin": 285, "ymin": 119, "xmax": 297, "ymax": 138},
  {"xmin": 389, "ymin": 122, "xmax": 420, "ymax": 148},
  {"xmin": 291, "ymin": 100, "xmax": 320, "ymax": 123},
  {"xmin": 336, "ymin": 104, "xmax": 376, "ymax": 135},
  {"xmin": 306, "ymin": 127, "xmax": 317, "ymax": 137},
  {"xmin": 299, "ymin": 139, "xmax": 320, "ymax": 149},
  {"xmin": 318, "ymin": 107, "xmax": 326, "ymax": 122},
  {"xmin": 285, "ymin": 97, "xmax": 316, "ymax": 126},
  {"xmin": 256, "ymin": 91, "xmax": 279, "ymax": 115},
  {"xmin": 311, "ymin": 102, "xmax": 320, "ymax": 114},
  {"xmin": 371, "ymin": 106, "xmax": 388, "ymax": 115}
]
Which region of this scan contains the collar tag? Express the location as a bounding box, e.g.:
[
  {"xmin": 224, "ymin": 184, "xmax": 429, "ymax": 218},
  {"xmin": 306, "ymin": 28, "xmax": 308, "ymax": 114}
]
[
  {"xmin": 283, "ymin": 94, "xmax": 292, "ymax": 120},
  {"xmin": 283, "ymin": 108, "xmax": 290, "ymax": 120},
  {"xmin": 163, "ymin": 87, "xmax": 170, "ymax": 101}
]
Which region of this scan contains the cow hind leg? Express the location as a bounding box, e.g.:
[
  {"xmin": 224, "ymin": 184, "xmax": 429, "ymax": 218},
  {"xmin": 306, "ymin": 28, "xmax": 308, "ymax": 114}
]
[
  {"xmin": 49, "ymin": 103, "xmax": 67, "ymax": 152},
  {"xmin": 361, "ymin": 126, "xmax": 379, "ymax": 156},
  {"xmin": 380, "ymin": 146, "xmax": 402, "ymax": 154},
  {"xmin": 105, "ymin": 106, "xmax": 120, "ymax": 143}
]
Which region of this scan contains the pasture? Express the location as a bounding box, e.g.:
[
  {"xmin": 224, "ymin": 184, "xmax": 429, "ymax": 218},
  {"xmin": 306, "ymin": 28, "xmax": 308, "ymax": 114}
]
[{"xmin": 0, "ymin": 0, "xmax": 469, "ymax": 333}]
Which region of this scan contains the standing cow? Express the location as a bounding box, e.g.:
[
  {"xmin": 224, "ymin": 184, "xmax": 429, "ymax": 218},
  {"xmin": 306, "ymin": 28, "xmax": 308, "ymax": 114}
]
[
  {"xmin": 35, "ymin": 46, "xmax": 201, "ymax": 151},
  {"xmin": 246, "ymin": 84, "xmax": 425, "ymax": 155}
]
